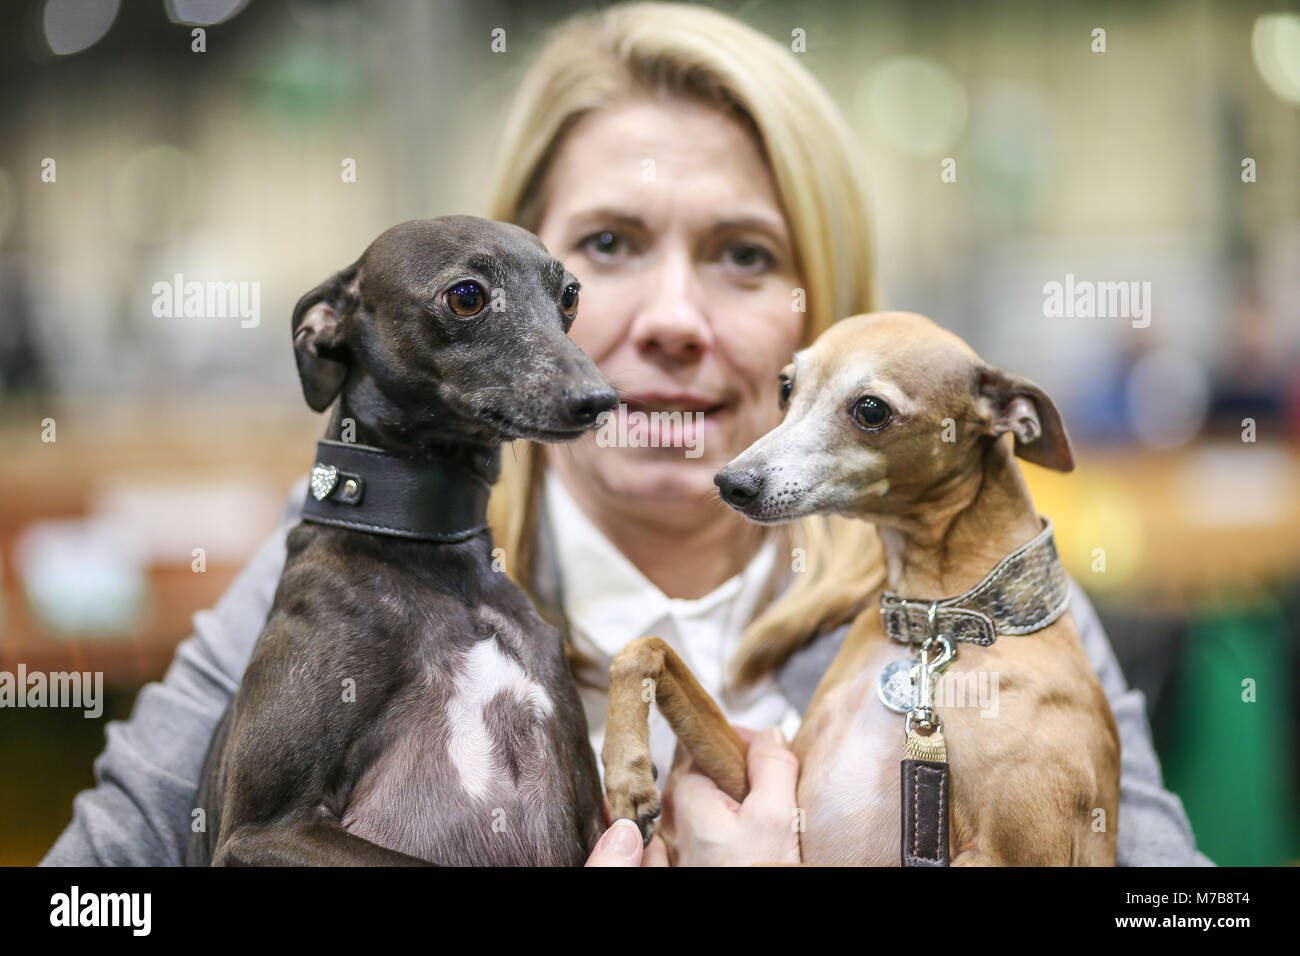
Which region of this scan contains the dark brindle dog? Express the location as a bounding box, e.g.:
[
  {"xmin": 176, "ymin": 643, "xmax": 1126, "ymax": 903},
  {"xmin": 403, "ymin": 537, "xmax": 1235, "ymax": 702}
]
[{"xmin": 187, "ymin": 217, "xmax": 614, "ymax": 866}]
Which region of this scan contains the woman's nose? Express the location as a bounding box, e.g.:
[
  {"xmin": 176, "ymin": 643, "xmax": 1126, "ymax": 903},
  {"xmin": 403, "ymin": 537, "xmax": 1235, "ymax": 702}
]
[{"xmin": 630, "ymin": 249, "xmax": 713, "ymax": 362}]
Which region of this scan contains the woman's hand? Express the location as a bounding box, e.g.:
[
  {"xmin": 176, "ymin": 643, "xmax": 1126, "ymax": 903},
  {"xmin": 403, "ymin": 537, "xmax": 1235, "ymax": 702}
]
[
  {"xmin": 585, "ymin": 819, "xmax": 670, "ymax": 867},
  {"xmin": 657, "ymin": 725, "xmax": 802, "ymax": 866}
]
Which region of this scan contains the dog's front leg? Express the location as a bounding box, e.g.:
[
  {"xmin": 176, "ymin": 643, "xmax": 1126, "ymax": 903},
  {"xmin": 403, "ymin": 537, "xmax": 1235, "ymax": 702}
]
[
  {"xmin": 603, "ymin": 636, "xmax": 749, "ymax": 842},
  {"xmin": 214, "ymin": 819, "xmax": 432, "ymax": 867}
]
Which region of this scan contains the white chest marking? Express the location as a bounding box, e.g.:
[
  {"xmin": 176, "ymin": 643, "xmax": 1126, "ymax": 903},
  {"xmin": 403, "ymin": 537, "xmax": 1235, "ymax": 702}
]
[{"xmin": 445, "ymin": 638, "xmax": 554, "ymax": 800}]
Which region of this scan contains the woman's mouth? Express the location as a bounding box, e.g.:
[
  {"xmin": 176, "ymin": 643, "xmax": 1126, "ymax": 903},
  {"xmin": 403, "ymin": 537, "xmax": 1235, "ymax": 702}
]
[
  {"xmin": 622, "ymin": 393, "xmax": 727, "ymax": 416},
  {"xmin": 613, "ymin": 393, "xmax": 729, "ymax": 454}
]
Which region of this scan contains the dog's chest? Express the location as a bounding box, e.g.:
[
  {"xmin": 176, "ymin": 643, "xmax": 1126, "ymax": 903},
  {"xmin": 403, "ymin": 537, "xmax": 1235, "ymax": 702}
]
[
  {"xmin": 442, "ymin": 635, "xmax": 552, "ymax": 792},
  {"xmin": 341, "ymin": 606, "xmax": 590, "ymax": 865},
  {"xmin": 793, "ymin": 641, "xmax": 913, "ymax": 866}
]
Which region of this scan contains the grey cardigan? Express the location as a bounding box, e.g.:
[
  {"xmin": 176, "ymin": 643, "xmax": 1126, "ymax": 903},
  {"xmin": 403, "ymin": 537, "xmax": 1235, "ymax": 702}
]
[{"xmin": 41, "ymin": 479, "xmax": 1214, "ymax": 866}]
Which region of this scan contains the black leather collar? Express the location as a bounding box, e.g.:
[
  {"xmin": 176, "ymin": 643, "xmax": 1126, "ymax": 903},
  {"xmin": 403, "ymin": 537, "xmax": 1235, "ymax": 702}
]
[{"xmin": 299, "ymin": 439, "xmax": 497, "ymax": 543}]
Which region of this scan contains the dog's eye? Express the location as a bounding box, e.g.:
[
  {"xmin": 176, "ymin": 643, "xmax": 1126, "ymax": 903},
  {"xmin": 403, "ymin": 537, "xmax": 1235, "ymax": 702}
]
[
  {"xmin": 778, "ymin": 375, "xmax": 793, "ymax": 408},
  {"xmin": 852, "ymin": 396, "xmax": 892, "ymax": 430},
  {"xmin": 561, "ymin": 283, "xmax": 579, "ymax": 317},
  {"xmin": 446, "ymin": 282, "xmax": 485, "ymax": 317}
]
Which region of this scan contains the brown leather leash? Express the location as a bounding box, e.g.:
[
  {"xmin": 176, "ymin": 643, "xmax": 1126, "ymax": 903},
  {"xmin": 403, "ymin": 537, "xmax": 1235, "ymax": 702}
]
[{"xmin": 899, "ymin": 605, "xmax": 955, "ymax": 866}]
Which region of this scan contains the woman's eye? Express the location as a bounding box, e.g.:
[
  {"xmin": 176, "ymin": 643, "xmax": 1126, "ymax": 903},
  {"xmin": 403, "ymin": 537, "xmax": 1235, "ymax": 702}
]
[
  {"xmin": 445, "ymin": 281, "xmax": 485, "ymax": 317},
  {"xmin": 579, "ymin": 230, "xmax": 626, "ymax": 262},
  {"xmin": 724, "ymin": 242, "xmax": 774, "ymax": 274},
  {"xmin": 778, "ymin": 376, "xmax": 793, "ymax": 407},
  {"xmin": 852, "ymin": 396, "xmax": 892, "ymax": 430},
  {"xmin": 560, "ymin": 283, "xmax": 580, "ymax": 317}
]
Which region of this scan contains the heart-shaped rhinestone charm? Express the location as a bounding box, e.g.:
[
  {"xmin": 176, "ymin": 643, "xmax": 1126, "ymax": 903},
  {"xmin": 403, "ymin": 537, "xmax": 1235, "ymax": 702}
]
[{"xmin": 310, "ymin": 463, "xmax": 339, "ymax": 501}]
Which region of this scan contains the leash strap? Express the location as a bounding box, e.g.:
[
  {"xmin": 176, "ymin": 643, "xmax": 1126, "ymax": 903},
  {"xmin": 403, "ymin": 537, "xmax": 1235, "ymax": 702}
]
[
  {"xmin": 299, "ymin": 439, "xmax": 495, "ymax": 543},
  {"xmin": 899, "ymin": 620, "xmax": 953, "ymax": 867},
  {"xmin": 902, "ymin": 728, "xmax": 949, "ymax": 867}
]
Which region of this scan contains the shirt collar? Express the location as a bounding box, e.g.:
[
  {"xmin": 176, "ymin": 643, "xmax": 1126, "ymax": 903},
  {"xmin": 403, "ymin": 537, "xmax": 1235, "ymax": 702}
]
[{"xmin": 542, "ymin": 470, "xmax": 778, "ymax": 658}]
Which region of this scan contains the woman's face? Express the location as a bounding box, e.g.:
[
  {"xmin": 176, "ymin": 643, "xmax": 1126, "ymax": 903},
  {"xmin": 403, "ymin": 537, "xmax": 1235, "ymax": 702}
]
[{"xmin": 535, "ymin": 98, "xmax": 805, "ymax": 510}]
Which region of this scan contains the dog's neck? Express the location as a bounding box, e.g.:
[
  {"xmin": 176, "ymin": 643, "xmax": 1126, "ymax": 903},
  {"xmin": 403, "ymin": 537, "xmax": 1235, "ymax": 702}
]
[
  {"xmin": 303, "ymin": 397, "xmax": 498, "ymax": 543},
  {"xmin": 326, "ymin": 393, "xmax": 499, "ymax": 484},
  {"xmin": 876, "ymin": 437, "xmax": 1043, "ymax": 600}
]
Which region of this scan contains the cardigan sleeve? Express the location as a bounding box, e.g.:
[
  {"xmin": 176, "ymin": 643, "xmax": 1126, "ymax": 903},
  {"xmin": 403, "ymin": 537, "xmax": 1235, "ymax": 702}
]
[
  {"xmin": 39, "ymin": 479, "xmax": 306, "ymax": 866},
  {"xmin": 1068, "ymin": 579, "xmax": 1214, "ymax": 865}
]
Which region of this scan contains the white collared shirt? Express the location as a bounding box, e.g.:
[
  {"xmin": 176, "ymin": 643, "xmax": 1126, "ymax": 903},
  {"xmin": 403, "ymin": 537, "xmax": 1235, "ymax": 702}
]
[{"xmin": 543, "ymin": 471, "xmax": 803, "ymax": 785}]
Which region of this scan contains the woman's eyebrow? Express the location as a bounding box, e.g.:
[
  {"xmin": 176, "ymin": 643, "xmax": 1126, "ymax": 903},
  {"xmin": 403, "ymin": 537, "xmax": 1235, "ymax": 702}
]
[
  {"xmin": 710, "ymin": 216, "xmax": 791, "ymax": 252},
  {"xmin": 566, "ymin": 207, "xmax": 646, "ymax": 229},
  {"xmin": 711, "ymin": 214, "xmax": 789, "ymax": 236},
  {"xmin": 563, "ymin": 208, "xmax": 790, "ymax": 241}
]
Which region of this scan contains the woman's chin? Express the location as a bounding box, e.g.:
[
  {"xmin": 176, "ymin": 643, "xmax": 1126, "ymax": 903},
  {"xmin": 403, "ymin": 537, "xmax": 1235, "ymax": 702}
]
[{"xmin": 588, "ymin": 451, "xmax": 730, "ymax": 505}]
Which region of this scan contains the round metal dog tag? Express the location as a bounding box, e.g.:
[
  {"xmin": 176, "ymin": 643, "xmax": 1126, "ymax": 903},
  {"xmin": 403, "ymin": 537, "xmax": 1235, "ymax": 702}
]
[{"xmin": 877, "ymin": 659, "xmax": 918, "ymax": 714}]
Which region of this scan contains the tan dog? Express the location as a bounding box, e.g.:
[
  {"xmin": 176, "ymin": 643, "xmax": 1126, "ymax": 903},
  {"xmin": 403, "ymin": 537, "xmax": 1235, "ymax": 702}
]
[{"xmin": 603, "ymin": 312, "xmax": 1120, "ymax": 865}]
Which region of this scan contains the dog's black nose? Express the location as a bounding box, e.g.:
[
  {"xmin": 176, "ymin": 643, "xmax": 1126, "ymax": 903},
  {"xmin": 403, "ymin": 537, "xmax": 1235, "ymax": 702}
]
[
  {"xmin": 715, "ymin": 468, "xmax": 763, "ymax": 508},
  {"xmin": 564, "ymin": 385, "xmax": 618, "ymax": 427}
]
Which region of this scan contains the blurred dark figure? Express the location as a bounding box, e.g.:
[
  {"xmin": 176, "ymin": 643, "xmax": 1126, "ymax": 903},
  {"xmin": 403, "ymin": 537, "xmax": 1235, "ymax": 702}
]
[
  {"xmin": 0, "ymin": 256, "xmax": 47, "ymax": 397},
  {"xmin": 1205, "ymin": 272, "xmax": 1299, "ymax": 442}
]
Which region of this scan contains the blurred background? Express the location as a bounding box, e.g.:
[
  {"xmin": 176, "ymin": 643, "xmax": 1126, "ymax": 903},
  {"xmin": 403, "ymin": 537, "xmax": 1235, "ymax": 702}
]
[{"xmin": 0, "ymin": 0, "xmax": 1297, "ymax": 865}]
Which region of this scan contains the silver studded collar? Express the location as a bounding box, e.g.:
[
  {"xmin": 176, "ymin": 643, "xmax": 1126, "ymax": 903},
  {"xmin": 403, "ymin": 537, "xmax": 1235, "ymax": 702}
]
[{"xmin": 880, "ymin": 517, "xmax": 1070, "ymax": 647}]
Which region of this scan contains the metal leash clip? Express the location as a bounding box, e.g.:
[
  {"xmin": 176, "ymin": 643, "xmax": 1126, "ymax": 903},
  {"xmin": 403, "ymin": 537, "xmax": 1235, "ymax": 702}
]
[
  {"xmin": 905, "ymin": 603, "xmax": 955, "ymax": 737},
  {"xmin": 901, "ymin": 602, "xmax": 955, "ymax": 867}
]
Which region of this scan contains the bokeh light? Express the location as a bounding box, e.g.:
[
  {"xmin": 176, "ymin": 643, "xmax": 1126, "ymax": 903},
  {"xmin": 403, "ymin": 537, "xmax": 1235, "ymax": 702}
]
[
  {"xmin": 858, "ymin": 55, "xmax": 968, "ymax": 156},
  {"xmin": 1252, "ymin": 13, "xmax": 1300, "ymax": 105},
  {"xmin": 164, "ymin": 0, "xmax": 249, "ymax": 27},
  {"xmin": 42, "ymin": 0, "xmax": 119, "ymax": 55},
  {"xmin": 1126, "ymin": 348, "xmax": 1211, "ymax": 448}
]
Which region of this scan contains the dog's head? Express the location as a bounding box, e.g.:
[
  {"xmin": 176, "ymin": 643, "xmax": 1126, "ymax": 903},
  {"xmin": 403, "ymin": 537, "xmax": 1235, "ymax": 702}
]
[
  {"xmin": 713, "ymin": 311, "xmax": 1073, "ymax": 525},
  {"xmin": 290, "ymin": 216, "xmax": 616, "ymax": 445}
]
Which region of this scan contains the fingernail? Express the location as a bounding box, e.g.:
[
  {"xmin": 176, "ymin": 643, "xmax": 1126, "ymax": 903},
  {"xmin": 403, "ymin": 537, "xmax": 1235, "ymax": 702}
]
[
  {"xmin": 765, "ymin": 726, "xmax": 786, "ymax": 746},
  {"xmin": 603, "ymin": 819, "xmax": 641, "ymax": 857}
]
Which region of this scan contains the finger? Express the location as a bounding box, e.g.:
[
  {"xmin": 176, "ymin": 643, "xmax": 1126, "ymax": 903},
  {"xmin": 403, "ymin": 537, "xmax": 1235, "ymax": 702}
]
[
  {"xmin": 670, "ymin": 737, "xmax": 691, "ymax": 773},
  {"xmin": 585, "ymin": 819, "xmax": 644, "ymax": 867},
  {"xmin": 672, "ymin": 763, "xmax": 743, "ymax": 825},
  {"xmin": 661, "ymin": 746, "xmax": 696, "ymax": 796},
  {"xmin": 663, "ymin": 740, "xmax": 710, "ymax": 792},
  {"xmin": 641, "ymin": 834, "xmax": 671, "ymax": 867},
  {"xmin": 732, "ymin": 725, "xmax": 760, "ymax": 745},
  {"xmin": 746, "ymin": 726, "xmax": 799, "ymax": 800}
]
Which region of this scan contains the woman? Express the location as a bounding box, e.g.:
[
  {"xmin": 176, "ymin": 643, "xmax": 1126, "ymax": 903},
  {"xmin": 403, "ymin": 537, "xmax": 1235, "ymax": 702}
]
[{"xmin": 42, "ymin": 2, "xmax": 1210, "ymax": 867}]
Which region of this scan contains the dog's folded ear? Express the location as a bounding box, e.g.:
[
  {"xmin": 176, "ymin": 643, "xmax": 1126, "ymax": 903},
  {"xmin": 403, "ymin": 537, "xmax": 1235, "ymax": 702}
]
[
  {"xmin": 975, "ymin": 367, "xmax": 1075, "ymax": 472},
  {"xmin": 292, "ymin": 263, "xmax": 360, "ymax": 412}
]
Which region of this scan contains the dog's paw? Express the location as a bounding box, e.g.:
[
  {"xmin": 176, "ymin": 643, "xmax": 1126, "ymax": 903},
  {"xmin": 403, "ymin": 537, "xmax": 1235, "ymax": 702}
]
[{"xmin": 605, "ymin": 753, "xmax": 661, "ymax": 845}]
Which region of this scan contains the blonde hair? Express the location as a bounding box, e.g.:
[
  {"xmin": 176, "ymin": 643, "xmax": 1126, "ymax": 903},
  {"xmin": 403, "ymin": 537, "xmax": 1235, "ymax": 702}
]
[{"xmin": 484, "ymin": 2, "xmax": 885, "ymax": 688}]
